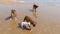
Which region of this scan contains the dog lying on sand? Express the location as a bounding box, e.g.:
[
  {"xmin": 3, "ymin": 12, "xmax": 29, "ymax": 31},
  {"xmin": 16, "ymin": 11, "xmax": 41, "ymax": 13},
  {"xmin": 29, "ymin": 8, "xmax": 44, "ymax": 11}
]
[
  {"xmin": 23, "ymin": 16, "xmax": 36, "ymax": 27},
  {"xmin": 18, "ymin": 16, "xmax": 36, "ymax": 30}
]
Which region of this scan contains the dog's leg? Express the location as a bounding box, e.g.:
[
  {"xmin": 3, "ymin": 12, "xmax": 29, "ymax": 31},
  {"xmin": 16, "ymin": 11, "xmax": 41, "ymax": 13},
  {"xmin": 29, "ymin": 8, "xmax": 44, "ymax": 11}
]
[
  {"xmin": 33, "ymin": 8, "xmax": 37, "ymax": 18},
  {"xmin": 9, "ymin": 18, "xmax": 12, "ymax": 21},
  {"xmin": 9, "ymin": 16, "xmax": 13, "ymax": 21},
  {"xmin": 15, "ymin": 17, "xmax": 18, "ymax": 21}
]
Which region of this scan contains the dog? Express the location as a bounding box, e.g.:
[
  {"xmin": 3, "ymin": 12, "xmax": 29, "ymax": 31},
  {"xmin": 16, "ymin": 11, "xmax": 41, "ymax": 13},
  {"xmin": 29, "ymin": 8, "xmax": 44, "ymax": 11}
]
[
  {"xmin": 33, "ymin": 4, "xmax": 38, "ymax": 17},
  {"xmin": 10, "ymin": 9, "xmax": 17, "ymax": 21},
  {"xmin": 18, "ymin": 16, "xmax": 36, "ymax": 31},
  {"xmin": 5, "ymin": 9, "xmax": 17, "ymax": 21},
  {"xmin": 33, "ymin": 4, "xmax": 38, "ymax": 10},
  {"xmin": 23, "ymin": 16, "xmax": 36, "ymax": 27}
]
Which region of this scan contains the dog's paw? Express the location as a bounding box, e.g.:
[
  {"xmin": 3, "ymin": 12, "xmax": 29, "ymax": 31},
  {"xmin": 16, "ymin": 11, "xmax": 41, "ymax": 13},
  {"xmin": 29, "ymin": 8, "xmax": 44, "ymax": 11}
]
[{"xmin": 30, "ymin": 29, "xmax": 33, "ymax": 32}]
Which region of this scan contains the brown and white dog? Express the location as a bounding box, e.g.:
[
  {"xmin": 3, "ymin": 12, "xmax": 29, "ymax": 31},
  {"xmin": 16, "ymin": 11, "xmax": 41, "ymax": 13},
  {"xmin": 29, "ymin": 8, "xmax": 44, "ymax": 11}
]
[
  {"xmin": 23, "ymin": 16, "xmax": 36, "ymax": 27},
  {"xmin": 11, "ymin": 9, "xmax": 17, "ymax": 20},
  {"xmin": 10, "ymin": 9, "xmax": 17, "ymax": 21},
  {"xmin": 18, "ymin": 16, "xmax": 36, "ymax": 30},
  {"xmin": 5, "ymin": 9, "xmax": 17, "ymax": 21}
]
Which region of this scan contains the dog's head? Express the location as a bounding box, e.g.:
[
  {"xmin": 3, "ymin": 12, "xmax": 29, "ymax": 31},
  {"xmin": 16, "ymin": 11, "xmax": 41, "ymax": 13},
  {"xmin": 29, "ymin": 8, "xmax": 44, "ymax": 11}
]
[
  {"xmin": 11, "ymin": 9, "xmax": 17, "ymax": 17},
  {"xmin": 30, "ymin": 21, "xmax": 36, "ymax": 27}
]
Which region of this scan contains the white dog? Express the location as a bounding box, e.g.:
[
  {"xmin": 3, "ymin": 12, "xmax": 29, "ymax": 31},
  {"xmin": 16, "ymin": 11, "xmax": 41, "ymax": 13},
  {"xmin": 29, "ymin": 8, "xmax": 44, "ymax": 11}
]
[{"xmin": 20, "ymin": 21, "xmax": 31, "ymax": 30}]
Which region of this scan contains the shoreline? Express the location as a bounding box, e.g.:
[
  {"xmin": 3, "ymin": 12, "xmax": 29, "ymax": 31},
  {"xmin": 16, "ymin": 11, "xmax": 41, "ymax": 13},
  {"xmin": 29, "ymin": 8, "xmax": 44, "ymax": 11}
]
[{"xmin": 0, "ymin": 1, "xmax": 33, "ymax": 5}]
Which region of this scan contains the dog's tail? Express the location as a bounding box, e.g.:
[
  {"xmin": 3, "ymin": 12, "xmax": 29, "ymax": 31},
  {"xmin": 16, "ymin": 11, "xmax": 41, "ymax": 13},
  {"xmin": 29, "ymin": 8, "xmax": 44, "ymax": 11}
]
[{"xmin": 5, "ymin": 16, "xmax": 13, "ymax": 20}]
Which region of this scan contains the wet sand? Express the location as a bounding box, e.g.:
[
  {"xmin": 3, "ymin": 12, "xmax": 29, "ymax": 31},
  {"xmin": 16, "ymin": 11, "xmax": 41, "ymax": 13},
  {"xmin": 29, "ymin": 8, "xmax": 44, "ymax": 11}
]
[{"xmin": 0, "ymin": 3, "xmax": 60, "ymax": 34}]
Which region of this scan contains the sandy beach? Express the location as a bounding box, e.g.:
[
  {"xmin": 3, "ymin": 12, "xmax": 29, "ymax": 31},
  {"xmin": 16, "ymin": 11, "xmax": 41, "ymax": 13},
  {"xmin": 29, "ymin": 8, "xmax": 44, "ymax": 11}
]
[{"xmin": 0, "ymin": 3, "xmax": 60, "ymax": 34}]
